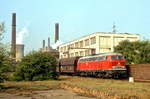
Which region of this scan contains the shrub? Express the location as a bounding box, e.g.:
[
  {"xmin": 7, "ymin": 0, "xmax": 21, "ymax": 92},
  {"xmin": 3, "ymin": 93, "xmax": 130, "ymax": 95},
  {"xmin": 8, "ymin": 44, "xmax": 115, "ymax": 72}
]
[
  {"xmin": 13, "ymin": 51, "xmax": 58, "ymax": 81},
  {"xmin": 0, "ymin": 43, "xmax": 14, "ymax": 82},
  {"xmin": 114, "ymin": 40, "xmax": 150, "ymax": 64}
]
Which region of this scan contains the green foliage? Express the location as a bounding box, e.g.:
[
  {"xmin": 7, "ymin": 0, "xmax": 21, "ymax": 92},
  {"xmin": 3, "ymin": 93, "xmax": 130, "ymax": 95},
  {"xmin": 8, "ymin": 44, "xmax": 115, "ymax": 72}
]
[
  {"xmin": 0, "ymin": 22, "xmax": 5, "ymax": 41},
  {"xmin": 14, "ymin": 51, "xmax": 58, "ymax": 81},
  {"xmin": 0, "ymin": 22, "xmax": 9, "ymax": 83},
  {"xmin": 114, "ymin": 40, "xmax": 150, "ymax": 64},
  {"xmin": 0, "ymin": 44, "xmax": 13, "ymax": 83}
]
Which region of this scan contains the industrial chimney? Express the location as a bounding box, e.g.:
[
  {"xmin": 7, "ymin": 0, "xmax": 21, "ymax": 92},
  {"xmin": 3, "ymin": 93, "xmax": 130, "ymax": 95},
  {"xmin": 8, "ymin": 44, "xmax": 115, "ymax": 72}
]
[
  {"xmin": 55, "ymin": 23, "xmax": 59, "ymax": 43},
  {"xmin": 16, "ymin": 44, "xmax": 24, "ymax": 61},
  {"xmin": 48, "ymin": 37, "xmax": 50, "ymax": 47},
  {"xmin": 11, "ymin": 13, "xmax": 16, "ymax": 58},
  {"xmin": 43, "ymin": 40, "xmax": 45, "ymax": 48}
]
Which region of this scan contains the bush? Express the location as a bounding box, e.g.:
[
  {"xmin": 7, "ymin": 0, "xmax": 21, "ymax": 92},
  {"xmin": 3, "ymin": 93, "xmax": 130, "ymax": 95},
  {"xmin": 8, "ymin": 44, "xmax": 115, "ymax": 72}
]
[
  {"xmin": 0, "ymin": 22, "xmax": 14, "ymax": 84},
  {"xmin": 0, "ymin": 43, "xmax": 14, "ymax": 82},
  {"xmin": 114, "ymin": 40, "xmax": 150, "ymax": 64},
  {"xmin": 13, "ymin": 51, "xmax": 59, "ymax": 81}
]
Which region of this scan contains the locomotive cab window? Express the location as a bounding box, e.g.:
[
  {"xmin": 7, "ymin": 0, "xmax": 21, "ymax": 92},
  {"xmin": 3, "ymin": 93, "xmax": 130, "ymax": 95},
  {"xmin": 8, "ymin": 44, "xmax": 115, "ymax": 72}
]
[
  {"xmin": 96, "ymin": 56, "xmax": 104, "ymax": 60},
  {"xmin": 101, "ymin": 56, "xmax": 107, "ymax": 60},
  {"xmin": 91, "ymin": 57, "xmax": 97, "ymax": 61},
  {"xmin": 111, "ymin": 56, "xmax": 118, "ymax": 60},
  {"xmin": 79, "ymin": 59, "xmax": 84, "ymax": 62},
  {"xmin": 118, "ymin": 56, "xmax": 124, "ymax": 60},
  {"xmin": 111, "ymin": 56, "xmax": 124, "ymax": 60}
]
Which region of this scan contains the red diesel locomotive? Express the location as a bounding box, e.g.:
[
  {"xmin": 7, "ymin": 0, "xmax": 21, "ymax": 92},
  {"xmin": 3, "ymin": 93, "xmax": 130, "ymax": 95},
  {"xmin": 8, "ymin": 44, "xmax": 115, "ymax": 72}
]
[{"xmin": 58, "ymin": 53, "xmax": 127, "ymax": 78}]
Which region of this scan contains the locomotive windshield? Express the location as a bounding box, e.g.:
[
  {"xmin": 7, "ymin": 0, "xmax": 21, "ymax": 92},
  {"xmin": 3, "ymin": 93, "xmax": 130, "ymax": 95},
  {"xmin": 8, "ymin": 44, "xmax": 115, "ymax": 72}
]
[{"xmin": 111, "ymin": 55, "xmax": 124, "ymax": 60}]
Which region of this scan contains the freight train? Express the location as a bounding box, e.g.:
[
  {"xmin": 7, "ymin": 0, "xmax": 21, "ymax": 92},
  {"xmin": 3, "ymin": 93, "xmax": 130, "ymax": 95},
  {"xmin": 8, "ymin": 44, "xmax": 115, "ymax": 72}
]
[{"xmin": 57, "ymin": 52, "xmax": 127, "ymax": 78}]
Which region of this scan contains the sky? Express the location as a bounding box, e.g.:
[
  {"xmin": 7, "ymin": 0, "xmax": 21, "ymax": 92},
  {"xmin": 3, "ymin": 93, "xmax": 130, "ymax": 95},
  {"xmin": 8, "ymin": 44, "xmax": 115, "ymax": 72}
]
[{"xmin": 0, "ymin": 0, "xmax": 150, "ymax": 54}]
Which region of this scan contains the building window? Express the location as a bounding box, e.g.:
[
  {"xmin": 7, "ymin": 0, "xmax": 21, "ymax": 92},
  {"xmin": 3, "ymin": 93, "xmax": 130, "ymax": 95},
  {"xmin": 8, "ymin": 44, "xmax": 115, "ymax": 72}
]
[
  {"xmin": 71, "ymin": 53, "xmax": 74, "ymax": 57},
  {"xmin": 91, "ymin": 49, "xmax": 96, "ymax": 55},
  {"xmin": 67, "ymin": 45, "xmax": 70, "ymax": 50},
  {"xmin": 80, "ymin": 51, "xmax": 84, "ymax": 56},
  {"xmin": 113, "ymin": 37, "xmax": 124, "ymax": 46},
  {"xmin": 62, "ymin": 47, "xmax": 64, "ymax": 52},
  {"xmin": 99, "ymin": 36, "xmax": 111, "ymax": 48},
  {"xmin": 90, "ymin": 37, "xmax": 96, "ymax": 45},
  {"xmin": 70, "ymin": 44, "xmax": 74, "ymax": 48},
  {"xmin": 60, "ymin": 47, "xmax": 63, "ymax": 52},
  {"xmin": 64, "ymin": 46, "xmax": 66, "ymax": 51},
  {"xmin": 127, "ymin": 37, "xmax": 138, "ymax": 42},
  {"xmin": 85, "ymin": 50, "xmax": 89, "ymax": 56},
  {"xmin": 75, "ymin": 52, "xmax": 78, "ymax": 56},
  {"xmin": 75, "ymin": 42, "xmax": 79, "ymax": 48},
  {"xmin": 79, "ymin": 41, "xmax": 83, "ymax": 47},
  {"xmin": 85, "ymin": 39, "xmax": 89, "ymax": 46}
]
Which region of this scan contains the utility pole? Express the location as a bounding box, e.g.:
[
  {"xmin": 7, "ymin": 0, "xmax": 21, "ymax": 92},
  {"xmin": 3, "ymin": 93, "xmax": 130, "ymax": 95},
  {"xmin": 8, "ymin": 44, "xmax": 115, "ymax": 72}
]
[{"xmin": 112, "ymin": 22, "xmax": 117, "ymax": 33}]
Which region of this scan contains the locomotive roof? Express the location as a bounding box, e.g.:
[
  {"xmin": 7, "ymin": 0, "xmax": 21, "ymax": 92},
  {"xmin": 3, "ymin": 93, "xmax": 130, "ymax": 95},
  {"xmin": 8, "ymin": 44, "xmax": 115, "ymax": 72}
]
[{"xmin": 79, "ymin": 52, "xmax": 122, "ymax": 59}]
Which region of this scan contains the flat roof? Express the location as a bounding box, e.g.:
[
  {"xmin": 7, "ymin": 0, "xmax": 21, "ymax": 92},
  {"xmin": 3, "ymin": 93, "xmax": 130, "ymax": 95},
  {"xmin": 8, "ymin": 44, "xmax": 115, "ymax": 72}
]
[{"xmin": 59, "ymin": 32, "xmax": 140, "ymax": 47}]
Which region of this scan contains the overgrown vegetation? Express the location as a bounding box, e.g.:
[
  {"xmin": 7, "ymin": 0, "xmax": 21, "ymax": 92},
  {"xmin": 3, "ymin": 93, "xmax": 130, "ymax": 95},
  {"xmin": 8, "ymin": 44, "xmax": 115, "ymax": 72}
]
[
  {"xmin": 0, "ymin": 44, "xmax": 14, "ymax": 82},
  {"xmin": 0, "ymin": 22, "xmax": 4, "ymax": 41},
  {"xmin": 0, "ymin": 22, "xmax": 12, "ymax": 83},
  {"xmin": 60, "ymin": 76, "xmax": 150, "ymax": 99},
  {"xmin": 13, "ymin": 51, "xmax": 58, "ymax": 81},
  {"xmin": 0, "ymin": 80, "xmax": 60, "ymax": 93},
  {"xmin": 114, "ymin": 40, "xmax": 150, "ymax": 64},
  {"xmin": 1, "ymin": 76, "xmax": 150, "ymax": 99},
  {"xmin": 0, "ymin": 22, "xmax": 58, "ymax": 82}
]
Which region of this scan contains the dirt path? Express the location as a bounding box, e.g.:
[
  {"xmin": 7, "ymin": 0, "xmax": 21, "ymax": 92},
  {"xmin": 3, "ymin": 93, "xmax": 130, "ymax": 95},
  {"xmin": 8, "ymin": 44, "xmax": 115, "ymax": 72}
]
[{"xmin": 0, "ymin": 89, "xmax": 96, "ymax": 99}]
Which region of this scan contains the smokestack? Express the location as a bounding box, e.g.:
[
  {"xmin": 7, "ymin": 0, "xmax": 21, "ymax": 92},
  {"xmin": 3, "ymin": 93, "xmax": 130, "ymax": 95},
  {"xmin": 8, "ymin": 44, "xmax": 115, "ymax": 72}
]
[
  {"xmin": 55, "ymin": 23, "xmax": 59, "ymax": 43},
  {"xmin": 11, "ymin": 13, "xmax": 16, "ymax": 58},
  {"xmin": 48, "ymin": 37, "xmax": 50, "ymax": 47},
  {"xmin": 43, "ymin": 40, "xmax": 45, "ymax": 48},
  {"xmin": 16, "ymin": 44, "xmax": 24, "ymax": 61}
]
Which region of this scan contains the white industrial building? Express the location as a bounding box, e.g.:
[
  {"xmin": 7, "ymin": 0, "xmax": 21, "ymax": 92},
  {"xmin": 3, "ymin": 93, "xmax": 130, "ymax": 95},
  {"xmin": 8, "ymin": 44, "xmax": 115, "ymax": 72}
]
[{"xmin": 59, "ymin": 32, "xmax": 140, "ymax": 59}]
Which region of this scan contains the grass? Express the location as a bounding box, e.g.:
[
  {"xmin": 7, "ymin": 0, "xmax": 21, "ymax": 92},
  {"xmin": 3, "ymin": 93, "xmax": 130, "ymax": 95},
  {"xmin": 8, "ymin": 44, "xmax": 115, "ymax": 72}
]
[
  {"xmin": 60, "ymin": 76, "xmax": 150, "ymax": 99},
  {"xmin": 0, "ymin": 80, "xmax": 60, "ymax": 94},
  {"xmin": 0, "ymin": 76, "xmax": 150, "ymax": 99}
]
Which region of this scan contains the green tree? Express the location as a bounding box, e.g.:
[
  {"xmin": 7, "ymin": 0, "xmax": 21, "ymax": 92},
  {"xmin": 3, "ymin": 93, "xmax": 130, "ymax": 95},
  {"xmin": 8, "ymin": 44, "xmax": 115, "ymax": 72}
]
[
  {"xmin": 0, "ymin": 22, "xmax": 5, "ymax": 83},
  {"xmin": 114, "ymin": 40, "xmax": 150, "ymax": 64},
  {"xmin": 14, "ymin": 51, "xmax": 58, "ymax": 81},
  {"xmin": 0, "ymin": 22, "xmax": 5, "ymax": 41},
  {"xmin": 0, "ymin": 22, "xmax": 13, "ymax": 84},
  {"xmin": 0, "ymin": 44, "xmax": 13, "ymax": 81}
]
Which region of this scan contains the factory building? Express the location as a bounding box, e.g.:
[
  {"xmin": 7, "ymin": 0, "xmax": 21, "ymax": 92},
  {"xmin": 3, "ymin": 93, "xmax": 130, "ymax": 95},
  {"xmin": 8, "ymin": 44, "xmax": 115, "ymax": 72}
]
[
  {"xmin": 41, "ymin": 46, "xmax": 59, "ymax": 58},
  {"xmin": 59, "ymin": 32, "xmax": 140, "ymax": 59},
  {"xmin": 40, "ymin": 23, "xmax": 60, "ymax": 58},
  {"xmin": 41, "ymin": 37, "xmax": 59, "ymax": 58}
]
